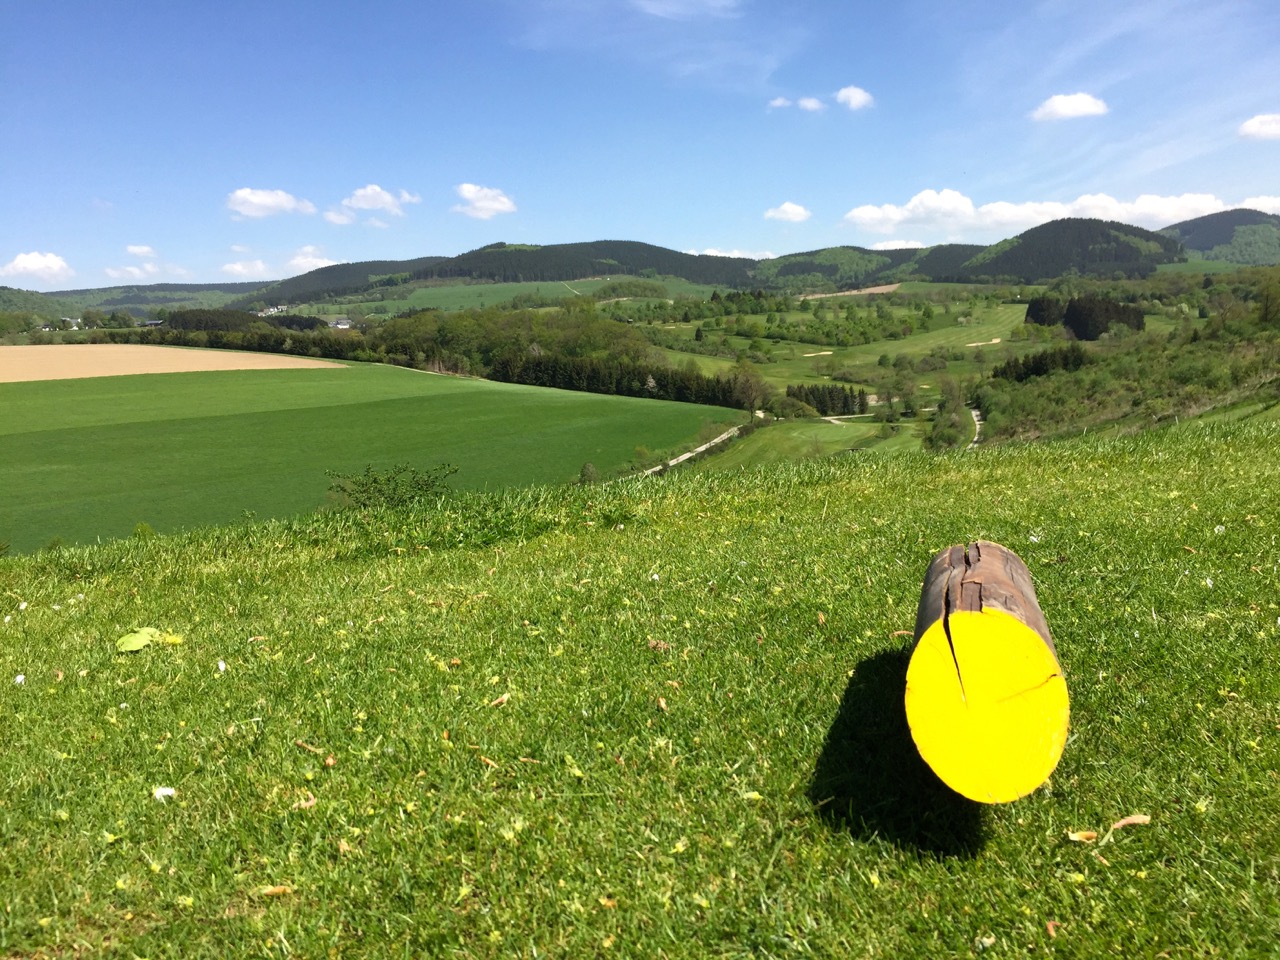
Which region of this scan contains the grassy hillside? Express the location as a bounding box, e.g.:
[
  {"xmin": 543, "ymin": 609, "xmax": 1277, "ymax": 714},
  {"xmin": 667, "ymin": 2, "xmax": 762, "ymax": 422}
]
[
  {"xmin": 0, "ymin": 362, "xmax": 741, "ymax": 553},
  {"xmin": 2, "ymin": 421, "xmax": 1277, "ymax": 956}
]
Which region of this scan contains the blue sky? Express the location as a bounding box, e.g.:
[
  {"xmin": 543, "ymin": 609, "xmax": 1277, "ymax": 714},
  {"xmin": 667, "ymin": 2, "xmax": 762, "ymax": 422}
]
[{"xmin": 2, "ymin": 0, "xmax": 1278, "ymax": 290}]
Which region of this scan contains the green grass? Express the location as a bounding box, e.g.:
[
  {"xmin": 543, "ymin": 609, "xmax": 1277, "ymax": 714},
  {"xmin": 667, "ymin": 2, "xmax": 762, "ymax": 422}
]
[
  {"xmin": 1155, "ymin": 260, "xmax": 1240, "ymax": 276},
  {"xmin": 0, "ymin": 361, "xmax": 741, "ymax": 553},
  {"xmin": 691, "ymin": 418, "xmax": 922, "ymax": 471},
  {"xmin": 2, "ymin": 421, "xmax": 1278, "ymax": 956}
]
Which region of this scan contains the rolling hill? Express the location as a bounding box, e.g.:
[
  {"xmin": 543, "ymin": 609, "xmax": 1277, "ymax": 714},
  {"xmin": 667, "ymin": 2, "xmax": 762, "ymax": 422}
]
[
  {"xmin": 27, "ymin": 215, "xmax": 1209, "ymax": 319},
  {"xmin": 1160, "ymin": 208, "xmax": 1280, "ymax": 265}
]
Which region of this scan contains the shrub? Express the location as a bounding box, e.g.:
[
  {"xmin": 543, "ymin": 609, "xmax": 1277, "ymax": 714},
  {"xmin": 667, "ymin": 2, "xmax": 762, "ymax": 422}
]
[{"xmin": 326, "ymin": 463, "xmax": 458, "ymax": 511}]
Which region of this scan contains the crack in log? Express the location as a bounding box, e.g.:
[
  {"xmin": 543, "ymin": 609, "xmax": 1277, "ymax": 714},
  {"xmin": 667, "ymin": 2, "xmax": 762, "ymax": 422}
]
[{"xmin": 941, "ymin": 577, "xmax": 967, "ymax": 704}]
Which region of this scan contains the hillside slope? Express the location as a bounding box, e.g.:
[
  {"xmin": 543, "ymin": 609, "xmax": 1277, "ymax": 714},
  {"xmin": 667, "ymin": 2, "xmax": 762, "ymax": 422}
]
[
  {"xmin": 2, "ymin": 421, "xmax": 1277, "ymax": 956},
  {"xmin": 1161, "ymin": 208, "xmax": 1280, "ymax": 265}
]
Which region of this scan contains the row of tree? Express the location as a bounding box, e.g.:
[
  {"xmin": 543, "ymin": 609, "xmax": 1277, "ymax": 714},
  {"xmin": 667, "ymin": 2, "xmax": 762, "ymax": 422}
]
[
  {"xmin": 784, "ymin": 383, "xmax": 870, "ymax": 416},
  {"xmin": 1025, "ymin": 296, "xmax": 1146, "ymax": 340}
]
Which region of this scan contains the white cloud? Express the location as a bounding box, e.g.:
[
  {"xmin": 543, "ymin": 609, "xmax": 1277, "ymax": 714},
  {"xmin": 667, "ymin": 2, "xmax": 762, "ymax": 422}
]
[
  {"xmin": 328, "ymin": 184, "xmax": 421, "ymax": 224},
  {"xmin": 1031, "ymin": 92, "xmax": 1109, "ymax": 121},
  {"xmin": 126, "ymin": 245, "xmax": 157, "ymax": 258},
  {"xmin": 835, "ymin": 85, "xmax": 873, "ymax": 111},
  {"xmin": 764, "ymin": 201, "xmax": 811, "ymax": 222},
  {"xmin": 871, "ymin": 240, "xmax": 925, "ymax": 250},
  {"xmin": 227, "ymin": 188, "xmax": 317, "ymax": 218},
  {"xmin": 845, "ymin": 188, "xmax": 1237, "ymax": 236},
  {"xmin": 221, "ymin": 259, "xmax": 270, "ymax": 278},
  {"xmin": 0, "ymin": 251, "xmax": 75, "ymax": 284},
  {"xmin": 768, "ymin": 96, "xmax": 792, "ymax": 108},
  {"xmin": 287, "ymin": 245, "xmax": 340, "ymax": 274},
  {"xmin": 452, "ymin": 183, "xmax": 518, "ymax": 220},
  {"xmin": 797, "ymin": 97, "xmax": 824, "ymax": 112},
  {"xmin": 1241, "ymin": 195, "xmax": 1280, "ymax": 214},
  {"xmin": 105, "ymin": 262, "xmax": 160, "ymax": 280},
  {"xmin": 687, "ymin": 247, "xmax": 776, "ymax": 260},
  {"xmin": 230, "ymin": 244, "xmax": 252, "ymax": 254},
  {"xmin": 631, "ymin": 0, "xmax": 739, "ymax": 19},
  {"xmin": 1239, "ymin": 113, "xmax": 1280, "ymax": 139}
]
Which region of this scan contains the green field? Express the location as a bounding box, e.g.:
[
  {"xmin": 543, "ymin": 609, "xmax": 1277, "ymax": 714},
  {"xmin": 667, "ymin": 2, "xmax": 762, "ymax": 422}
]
[
  {"xmin": 655, "ymin": 303, "xmax": 1032, "ymax": 389},
  {"xmin": 689, "ymin": 417, "xmax": 926, "ymax": 471},
  {"xmin": 2, "ymin": 421, "xmax": 1277, "ymax": 956},
  {"xmin": 0, "ymin": 361, "xmax": 741, "ymax": 553}
]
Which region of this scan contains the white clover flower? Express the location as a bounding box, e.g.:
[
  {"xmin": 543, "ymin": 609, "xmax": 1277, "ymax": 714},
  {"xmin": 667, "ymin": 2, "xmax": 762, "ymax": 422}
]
[
  {"xmin": 18, "ymin": 601, "xmax": 28, "ymax": 610},
  {"xmin": 14, "ymin": 674, "xmax": 24, "ymax": 685},
  {"xmin": 153, "ymin": 786, "xmax": 176, "ymax": 802},
  {"xmin": 1214, "ymin": 525, "xmax": 1225, "ymax": 534},
  {"xmin": 218, "ymin": 660, "xmax": 226, "ymax": 673}
]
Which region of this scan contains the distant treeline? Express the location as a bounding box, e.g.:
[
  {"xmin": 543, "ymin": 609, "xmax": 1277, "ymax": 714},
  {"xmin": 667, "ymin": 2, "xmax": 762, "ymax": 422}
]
[
  {"xmin": 785, "ymin": 383, "xmax": 870, "ymax": 416},
  {"xmin": 95, "ymin": 305, "xmax": 772, "ymax": 412},
  {"xmin": 488, "ymin": 353, "xmax": 765, "ymax": 409},
  {"xmin": 165, "ymin": 308, "xmax": 328, "ymax": 332},
  {"xmin": 1026, "ymin": 296, "xmax": 1145, "ymax": 340},
  {"xmin": 991, "ymin": 343, "xmax": 1090, "ymax": 382}
]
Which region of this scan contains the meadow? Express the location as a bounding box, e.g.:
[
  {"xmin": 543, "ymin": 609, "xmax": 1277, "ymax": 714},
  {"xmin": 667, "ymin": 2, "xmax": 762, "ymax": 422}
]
[
  {"xmin": 0, "ymin": 361, "xmax": 741, "ymax": 553},
  {"xmin": 1, "ymin": 420, "xmax": 1277, "ymax": 957}
]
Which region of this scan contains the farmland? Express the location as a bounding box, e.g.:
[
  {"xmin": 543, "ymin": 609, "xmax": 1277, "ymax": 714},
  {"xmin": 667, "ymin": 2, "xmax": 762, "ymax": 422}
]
[
  {"xmin": 0, "ymin": 357, "xmax": 742, "ymax": 553},
  {"xmin": 2, "ymin": 420, "xmax": 1277, "ymax": 956}
]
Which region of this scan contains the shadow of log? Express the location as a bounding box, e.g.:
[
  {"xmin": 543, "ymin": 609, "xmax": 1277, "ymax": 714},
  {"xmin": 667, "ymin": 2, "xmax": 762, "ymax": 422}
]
[{"xmin": 808, "ymin": 647, "xmax": 986, "ymax": 858}]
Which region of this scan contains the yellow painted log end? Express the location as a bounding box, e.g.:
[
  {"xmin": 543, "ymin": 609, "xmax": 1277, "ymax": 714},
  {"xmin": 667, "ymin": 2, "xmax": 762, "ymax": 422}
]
[{"xmin": 905, "ymin": 608, "xmax": 1069, "ymax": 804}]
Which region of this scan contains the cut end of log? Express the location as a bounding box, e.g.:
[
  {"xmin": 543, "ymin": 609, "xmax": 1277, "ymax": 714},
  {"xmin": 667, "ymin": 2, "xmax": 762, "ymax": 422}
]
[{"xmin": 906, "ymin": 607, "xmax": 1069, "ymax": 804}]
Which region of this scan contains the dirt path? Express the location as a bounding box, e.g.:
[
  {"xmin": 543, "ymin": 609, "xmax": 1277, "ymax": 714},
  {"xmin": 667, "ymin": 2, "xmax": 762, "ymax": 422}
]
[
  {"xmin": 798, "ymin": 283, "xmax": 900, "ymax": 301},
  {"xmin": 638, "ymin": 426, "xmax": 742, "ymax": 476},
  {"xmin": 0, "ymin": 344, "xmax": 342, "ymax": 383},
  {"xmin": 968, "ymin": 407, "xmax": 984, "ymax": 449}
]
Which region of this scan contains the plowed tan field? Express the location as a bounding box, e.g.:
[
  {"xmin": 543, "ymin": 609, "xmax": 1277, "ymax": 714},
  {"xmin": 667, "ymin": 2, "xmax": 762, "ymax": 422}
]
[{"xmin": 0, "ymin": 344, "xmax": 341, "ymax": 383}]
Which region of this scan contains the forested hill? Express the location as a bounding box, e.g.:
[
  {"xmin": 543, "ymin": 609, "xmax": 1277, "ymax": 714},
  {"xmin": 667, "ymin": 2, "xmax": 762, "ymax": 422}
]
[
  {"xmin": 236, "ymin": 256, "xmax": 450, "ymax": 307},
  {"xmin": 416, "ymin": 241, "xmax": 756, "ymax": 287},
  {"xmin": 15, "ymin": 217, "xmax": 1210, "ymax": 320},
  {"xmin": 0, "ymin": 286, "xmax": 77, "ymax": 317},
  {"xmin": 959, "ymin": 218, "xmax": 1182, "ymax": 280},
  {"xmin": 1160, "ymin": 208, "xmax": 1280, "ymax": 266}
]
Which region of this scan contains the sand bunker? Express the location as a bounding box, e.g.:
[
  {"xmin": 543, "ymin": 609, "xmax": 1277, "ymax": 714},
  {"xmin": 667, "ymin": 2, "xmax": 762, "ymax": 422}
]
[
  {"xmin": 803, "ymin": 350, "xmax": 834, "ymax": 357},
  {"xmin": 0, "ymin": 344, "xmax": 342, "ymax": 383},
  {"xmin": 965, "ymin": 337, "xmax": 1002, "ymax": 347}
]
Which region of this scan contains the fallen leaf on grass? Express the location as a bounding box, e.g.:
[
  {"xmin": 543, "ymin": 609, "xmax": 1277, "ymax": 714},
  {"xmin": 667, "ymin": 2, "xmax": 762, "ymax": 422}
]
[
  {"xmin": 324, "ymin": 754, "xmax": 337, "ymax": 768},
  {"xmin": 257, "ymin": 886, "xmax": 292, "ymax": 897},
  {"xmin": 817, "ymin": 611, "xmax": 826, "ymax": 626},
  {"xmin": 891, "ymin": 630, "xmax": 913, "ymax": 638},
  {"xmin": 518, "ymin": 757, "xmax": 541, "ymax": 764},
  {"xmin": 480, "ymin": 756, "xmax": 499, "ymax": 768},
  {"xmin": 291, "ymin": 793, "xmax": 317, "ymax": 810},
  {"xmin": 116, "ymin": 627, "xmax": 160, "ymax": 653},
  {"xmin": 1046, "ymin": 921, "xmax": 1061, "ymax": 938},
  {"xmin": 1067, "ymin": 830, "xmax": 1098, "ymax": 843},
  {"xmin": 294, "ymin": 739, "xmax": 324, "ymax": 755},
  {"xmin": 337, "ymin": 839, "xmax": 353, "ymax": 855},
  {"xmin": 1110, "ymin": 814, "xmax": 1151, "ymax": 830},
  {"xmin": 488, "ymin": 693, "xmax": 510, "ymax": 707},
  {"xmin": 657, "ymin": 697, "xmax": 668, "ymax": 712}
]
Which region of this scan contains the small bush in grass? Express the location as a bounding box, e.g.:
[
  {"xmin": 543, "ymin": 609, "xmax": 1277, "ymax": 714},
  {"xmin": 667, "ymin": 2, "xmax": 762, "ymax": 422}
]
[{"xmin": 325, "ymin": 463, "xmax": 458, "ymax": 511}]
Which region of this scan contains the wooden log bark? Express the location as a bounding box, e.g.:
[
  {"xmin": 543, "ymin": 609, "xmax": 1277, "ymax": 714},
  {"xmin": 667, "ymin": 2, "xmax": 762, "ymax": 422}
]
[{"xmin": 905, "ymin": 541, "xmax": 1069, "ymax": 804}]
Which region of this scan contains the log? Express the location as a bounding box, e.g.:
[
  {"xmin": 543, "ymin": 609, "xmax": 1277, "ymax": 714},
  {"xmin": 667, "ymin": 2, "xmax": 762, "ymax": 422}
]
[{"xmin": 904, "ymin": 541, "xmax": 1069, "ymax": 804}]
